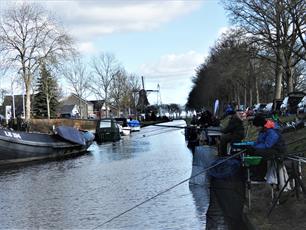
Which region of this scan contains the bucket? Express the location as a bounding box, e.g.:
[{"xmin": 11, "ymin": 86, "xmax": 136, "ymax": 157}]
[{"xmin": 244, "ymin": 156, "xmax": 262, "ymax": 166}]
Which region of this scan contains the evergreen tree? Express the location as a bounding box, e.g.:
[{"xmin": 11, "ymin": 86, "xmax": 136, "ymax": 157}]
[{"xmin": 33, "ymin": 63, "xmax": 59, "ymax": 118}]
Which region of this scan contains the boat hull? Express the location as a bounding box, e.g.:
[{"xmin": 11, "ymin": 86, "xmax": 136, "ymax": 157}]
[
  {"xmin": 0, "ymin": 129, "xmax": 92, "ymax": 165},
  {"xmin": 95, "ymin": 118, "xmax": 121, "ymax": 143},
  {"xmin": 130, "ymin": 126, "xmax": 140, "ymax": 132},
  {"xmin": 122, "ymin": 127, "xmax": 131, "ymax": 135}
]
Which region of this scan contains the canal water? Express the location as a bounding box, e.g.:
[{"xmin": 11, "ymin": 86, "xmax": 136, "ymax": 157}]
[{"xmin": 0, "ymin": 120, "xmax": 210, "ymax": 229}]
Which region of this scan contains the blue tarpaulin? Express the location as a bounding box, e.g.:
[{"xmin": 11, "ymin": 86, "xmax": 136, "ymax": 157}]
[
  {"xmin": 55, "ymin": 126, "xmax": 86, "ymax": 146},
  {"xmin": 128, "ymin": 120, "xmax": 141, "ymax": 127}
]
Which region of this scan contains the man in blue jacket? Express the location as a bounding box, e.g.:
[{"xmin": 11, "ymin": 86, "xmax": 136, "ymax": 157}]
[
  {"xmin": 249, "ymin": 114, "xmax": 286, "ymax": 180},
  {"xmin": 252, "ymin": 114, "xmax": 286, "ymax": 159}
]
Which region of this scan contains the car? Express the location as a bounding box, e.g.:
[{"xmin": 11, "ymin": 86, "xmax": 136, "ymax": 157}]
[
  {"xmin": 280, "ymin": 96, "xmax": 289, "ymax": 114},
  {"xmin": 281, "ymin": 92, "xmax": 306, "ymax": 114},
  {"xmin": 263, "ymin": 102, "xmax": 273, "ymax": 114},
  {"xmin": 253, "ymin": 103, "xmax": 267, "ymax": 114},
  {"xmin": 297, "ymin": 96, "xmax": 306, "ymax": 114},
  {"xmin": 272, "ymin": 99, "xmax": 283, "ymax": 112}
]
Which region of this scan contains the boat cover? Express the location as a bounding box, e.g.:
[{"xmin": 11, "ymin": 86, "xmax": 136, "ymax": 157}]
[
  {"xmin": 128, "ymin": 120, "xmax": 140, "ymax": 127},
  {"xmin": 55, "ymin": 126, "xmax": 86, "ymax": 146},
  {"xmin": 82, "ymin": 131, "xmax": 95, "ymax": 142}
]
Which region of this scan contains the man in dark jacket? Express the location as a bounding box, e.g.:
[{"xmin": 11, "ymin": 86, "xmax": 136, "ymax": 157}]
[
  {"xmin": 219, "ymin": 110, "xmax": 245, "ymax": 156},
  {"xmin": 198, "ymin": 110, "xmax": 212, "ymax": 128}
]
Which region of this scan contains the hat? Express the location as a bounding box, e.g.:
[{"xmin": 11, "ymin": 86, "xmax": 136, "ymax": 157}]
[{"xmin": 253, "ymin": 114, "xmax": 266, "ymax": 127}]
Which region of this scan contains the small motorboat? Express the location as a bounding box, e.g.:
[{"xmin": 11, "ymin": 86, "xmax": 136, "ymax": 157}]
[
  {"xmin": 127, "ymin": 119, "xmax": 141, "ymax": 132},
  {"xmin": 0, "ymin": 126, "xmax": 94, "ymax": 165},
  {"xmin": 95, "ymin": 118, "xmax": 121, "ymax": 143},
  {"xmin": 117, "ymin": 124, "xmax": 131, "ymax": 136},
  {"xmin": 115, "ymin": 118, "xmax": 131, "ymax": 136}
]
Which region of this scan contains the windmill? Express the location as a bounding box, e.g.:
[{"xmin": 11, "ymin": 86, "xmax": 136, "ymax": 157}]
[{"xmin": 136, "ymin": 76, "xmax": 159, "ymax": 114}]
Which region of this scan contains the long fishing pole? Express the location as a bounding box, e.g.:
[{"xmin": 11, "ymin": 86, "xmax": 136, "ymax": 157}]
[
  {"xmin": 91, "ymin": 150, "xmax": 245, "ymax": 229},
  {"xmin": 286, "ymin": 136, "xmax": 306, "ymax": 146},
  {"xmin": 151, "ymin": 124, "xmax": 224, "ymax": 134}
]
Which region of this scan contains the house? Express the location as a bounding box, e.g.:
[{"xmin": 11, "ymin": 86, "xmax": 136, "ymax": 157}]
[
  {"xmin": 57, "ymin": 94, "xmax": 93, "ymax": 119},
  {"xmin": 0, "ymin": 95, "xmax": 27, "ymax": 119},
  {"xmin": 89, "ymin": 100, "xmax": 118, "ymax": 119},
  {"xmin": 58, "ymin": 104, "xmax": 79, "ymax": 118}
]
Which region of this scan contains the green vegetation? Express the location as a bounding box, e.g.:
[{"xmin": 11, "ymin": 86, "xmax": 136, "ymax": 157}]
[
  {"xmin": 33, "ymin": 63, "xmax": 60, "ymax": 118},
  {"xmin": 187, "ymin": 0, "xmax": 305, "ymax": 112}
]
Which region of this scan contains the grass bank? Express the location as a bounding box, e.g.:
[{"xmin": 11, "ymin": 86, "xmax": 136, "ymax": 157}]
[{"xmin": 243, "ymin": 116, "xmax": 306, "ymax": 230}]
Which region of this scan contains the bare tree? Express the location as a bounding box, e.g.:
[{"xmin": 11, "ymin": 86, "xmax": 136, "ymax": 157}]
[
  {"xmin": 91, "ymin": 53, "xmax": 120, "ymax": 117},
  {"xmin": 0, "ymin": 3, "xmax": 74, "ymax": 121},
  {"xmin": 222, "ymin": 0, "xmax": 305, "ymax": 98},
  {"xmin": 109, "ymin": 68, "xmax": 129, "ymax": 116},
  {"xmin": 286, "ymin": 0, "xmax": 306, "ymax": 55},
  {"xmin": 62, "ymin": 57, "xmax": 91, "ymax": 118}
]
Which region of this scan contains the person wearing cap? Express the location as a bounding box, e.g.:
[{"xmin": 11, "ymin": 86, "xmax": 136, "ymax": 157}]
[
  {"xmin": 249, "ymin": 114, "xmax": 286, "ymax": 180},
  {"xmin": 219, "ymin": 110, "xmax": 245, "ymax": 156},
  {"xmin": 198, "ymin": 110, "xmax": 213, "ymax": 128},
  {"xmin": 251, "ymin": 114, "xmax": 286, "ymax": 157}
]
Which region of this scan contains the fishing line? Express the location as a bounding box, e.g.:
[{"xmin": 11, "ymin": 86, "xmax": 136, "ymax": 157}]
[
  {"xmin": 288, "ymin": 157, "xmax": 306, "ymax": 164},
  {"xmin": 127, "ymin": 127, "xmax": 185, "ymax": 141},
  {"xmin": 92, "ymin": 122, "xmax": 305, "ymax": 228},
  {"xmin": 286, "ymin": 136, "xmax": 306, "ymax": 146},
  {"xmin": 152, "ymin": 123, "xmax": 223, "ymax": 132},
  {"xmin": 287, "ymin": 156, "xmax": 306, "ymax": 164},
  {"xmin": 286, "ymin": 148, "xmax": 306, "ymax": 156},
  {"xmin": 137, "ymin": 127, "xmax": 178, "ymax": 136},
  {"xmin": 91, "ymin": 150, "xmax": 244, "ymax": 229}
]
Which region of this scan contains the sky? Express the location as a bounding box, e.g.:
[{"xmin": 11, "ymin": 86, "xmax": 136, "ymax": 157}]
[{"xmin": 0, "ymin": 0, "xmax": 230, "ymax": 105}]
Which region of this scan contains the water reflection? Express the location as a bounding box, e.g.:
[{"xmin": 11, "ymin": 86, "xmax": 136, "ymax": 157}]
[
  {"xmin": 0, "ymin": 120, "xmax": 210, "ymax": 229},
  {"xmin": 189, "ymin": 185, "xmax": 210, "ymax": 223}
]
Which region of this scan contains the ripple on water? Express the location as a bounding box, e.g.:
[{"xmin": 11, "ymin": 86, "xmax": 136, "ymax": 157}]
[{"xmin": 0, "ymin": 120, "xmax": 211, "ymax": 229}]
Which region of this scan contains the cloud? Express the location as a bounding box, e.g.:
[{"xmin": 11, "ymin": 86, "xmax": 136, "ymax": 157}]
[
  {"xmin": 42, "ymin": 1, "xmax": 202, "ymax": 40},
  {"xmin": 77, "ymin": 41, "xmax": 96, "ymax": 55},
  {"xmin": 217, "ymin": 26, "xmax": 231, "ymax": 36},
  {"xmin": 140, "ymin": 50, "xmax": 204, "ymax": 79},
  {"xmin": 139, "ymin": 51, "xmax": 206, "ymax": 105}
]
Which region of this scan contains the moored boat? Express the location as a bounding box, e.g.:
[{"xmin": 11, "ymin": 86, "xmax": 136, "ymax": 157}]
[
  {"xmin": 115, "ymin": 118, "xmax": 131, "ymax": 136},
  {"xmin": 0, "ymin": 126, "xmax": 94, "ymax": 165},
  {"xmin": 95, "ymin": 118, "xmax": 121, "ymax": 143},
  {"xmin": 117, "ymin": 124, "xmax": 131, "ymax": 136},
  {"xmin": 127, "ymin": 119, "xmax": 141, "ymax": 132}
]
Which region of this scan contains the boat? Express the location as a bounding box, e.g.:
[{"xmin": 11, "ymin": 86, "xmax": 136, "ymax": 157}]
[
  {"xmin": 0, "ymin": 126, "xmax": 95, "ymax": 165},
  {"xmin": 95, "ymin": 118, "xmax": 121, "ymax": 143},
  {"xmin": 127, "ymin": 119, "xmax": 141, "ymax": 132},
  {"xmin": 117, "ymin": 124, "xmax": 131, "ymax": 136},
  {"xmin": 114, "ymin": 118, "xmax": 131, "ymax": 136}
]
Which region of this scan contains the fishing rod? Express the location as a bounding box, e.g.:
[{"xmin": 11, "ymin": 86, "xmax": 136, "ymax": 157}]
[
  {"xmin": 286, "ymin": 136, "xmax": 306, "ymax": 146},
  {"xmin": 152, "ymin": 124, "xmax": 223, "ymax": 133},
  {"xmin": 151, "ymin": 124, "xmax": 188, "ymax": 129},
  {"xmin": 91, "ymin": 150, "xmax": 245, "ymax": 229},
  {"xmin": 287, "ymin": 156, "xmax": 306, "ymax": 164}
]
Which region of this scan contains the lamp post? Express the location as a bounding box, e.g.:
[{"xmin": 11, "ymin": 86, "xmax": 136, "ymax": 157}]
[
  {"xmin": 11, "ymin": 77, "xmax": 16, "ymax": 119},
  {"xmin": 22, "ymin": 83, "xmax": 25, "ymax": 119}
]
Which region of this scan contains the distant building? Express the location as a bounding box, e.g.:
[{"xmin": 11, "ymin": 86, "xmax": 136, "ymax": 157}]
[
  {"xmin": 0, "ymin": 94, "xmax": 27, "ymax": 119},
  {"xmin": 58, "ymin": 104, "xmax": 79, "ymax": 118},
  {"xmin": 89, "ymin": 100, "xmax": 118, "ymax": 119},
  {"xmin": 57, "ymin": 94, "xmax": 93, "ymax": 119}
]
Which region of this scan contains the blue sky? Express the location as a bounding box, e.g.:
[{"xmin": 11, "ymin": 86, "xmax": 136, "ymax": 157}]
[{"xmin": 1, "ymin": 0, "xmax": 230, "ymax": 105}]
